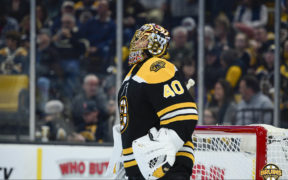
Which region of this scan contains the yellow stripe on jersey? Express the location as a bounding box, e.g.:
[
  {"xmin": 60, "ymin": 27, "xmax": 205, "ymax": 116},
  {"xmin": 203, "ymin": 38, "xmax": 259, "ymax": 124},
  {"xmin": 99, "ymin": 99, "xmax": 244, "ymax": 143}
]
[
  {"xmin": 124, "ymin": 160, "xmax": 137, "ymax": 168},
  {"xmin": 152, "ymin": 166, "xmax": 165, "ymax": 178},
  {"xmin": 123, "ymin": 147, "xmax": 133, "ymax": 155},
  {"xmin": 176, "ymin": 152, "xmax": 195, "ymax": 164},
  {"xmin": 160, "ymin": 115, "xmax": 198, "ymax": 125},
  {"xmin": 184, "ymin": 141, "xmax": 195, "ymax": 150},
  {"xmin": 157, "ymin": 102, "xmax": 197, "ymax": 117}
]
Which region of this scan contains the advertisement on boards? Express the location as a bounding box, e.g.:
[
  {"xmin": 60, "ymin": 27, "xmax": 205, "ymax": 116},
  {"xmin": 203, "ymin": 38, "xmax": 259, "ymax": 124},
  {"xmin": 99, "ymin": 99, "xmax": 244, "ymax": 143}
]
[
  {"xmin": 0, "ymin": 144, "xmax": 113, "ymax": 179},
  {"xmin": 0, "ymin": 144, "xmax": 37, "ymax": 180}
]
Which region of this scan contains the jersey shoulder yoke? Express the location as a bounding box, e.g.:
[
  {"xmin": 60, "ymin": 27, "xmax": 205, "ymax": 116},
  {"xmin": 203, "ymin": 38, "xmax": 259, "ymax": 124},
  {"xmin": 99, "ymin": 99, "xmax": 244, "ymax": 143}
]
[{"xmin": 135, "ymin": 57, "xmax": 176, "ymax": 84}]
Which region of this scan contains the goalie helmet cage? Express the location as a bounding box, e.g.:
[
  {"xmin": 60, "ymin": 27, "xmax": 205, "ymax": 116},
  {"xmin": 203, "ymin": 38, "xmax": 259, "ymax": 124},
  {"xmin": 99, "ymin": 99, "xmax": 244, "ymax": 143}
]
[{"xmin": 192, "ymin": 125, "xmax": 288, "ymax": 180}]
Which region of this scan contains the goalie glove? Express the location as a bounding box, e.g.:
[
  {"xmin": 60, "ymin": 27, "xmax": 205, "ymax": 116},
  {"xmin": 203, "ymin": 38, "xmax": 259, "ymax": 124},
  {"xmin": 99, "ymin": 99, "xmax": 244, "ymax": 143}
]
[{"xmin": 132, "ymin": 127, "xmax": 184, "ymax": 179}]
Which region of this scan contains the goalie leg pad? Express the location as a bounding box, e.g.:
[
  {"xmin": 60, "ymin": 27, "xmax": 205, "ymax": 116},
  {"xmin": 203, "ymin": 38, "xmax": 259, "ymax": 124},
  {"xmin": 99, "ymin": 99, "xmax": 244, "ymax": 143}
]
[{"xmin": 106, "ymin": 125, "xmax": 125, "ymax": 179}]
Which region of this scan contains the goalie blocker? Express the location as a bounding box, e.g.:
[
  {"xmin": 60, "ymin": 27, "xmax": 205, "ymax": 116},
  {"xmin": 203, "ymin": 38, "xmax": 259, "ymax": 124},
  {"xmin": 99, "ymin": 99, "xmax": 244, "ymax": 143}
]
[{"xmin": 116, "ymin": 24, "xmax": 198, "ymax": 179}]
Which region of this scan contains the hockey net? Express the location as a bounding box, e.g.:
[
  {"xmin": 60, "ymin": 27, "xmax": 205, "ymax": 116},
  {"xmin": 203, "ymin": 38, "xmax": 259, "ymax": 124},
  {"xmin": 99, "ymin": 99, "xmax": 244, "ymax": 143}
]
[{"xmin": 191, "ymin": 125, "xmax": 288, "ymax": 180}]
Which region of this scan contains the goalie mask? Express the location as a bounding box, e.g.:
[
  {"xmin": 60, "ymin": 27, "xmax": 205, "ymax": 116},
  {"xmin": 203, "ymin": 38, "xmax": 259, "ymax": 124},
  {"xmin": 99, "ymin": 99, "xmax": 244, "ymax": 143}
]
[{"xmin": 128, "ymin": 23, "xmax": 170, "ymax": 65}]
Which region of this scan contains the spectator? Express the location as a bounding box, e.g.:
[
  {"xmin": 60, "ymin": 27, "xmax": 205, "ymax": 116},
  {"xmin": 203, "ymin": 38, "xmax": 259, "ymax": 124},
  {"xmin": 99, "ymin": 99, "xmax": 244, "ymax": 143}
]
[
  {"xmin": 254, "ymin": 27, "xmax": 268, "ymax": 45},
  {"xmin": 180, "ymin": 59, "xmax": 196, "ymax": 82},
  {"xmin": 21, "ymin": 33, "xmax": 30, "ymax": 52},
  {"xmin": 122, "ymin": 0, "xmax": 145, "ymax": 45},
  {"xmin": 281, "ymin": 0, "xmax": 288, "ymax": 22},
  {"xmin": 52, "ymin": 13, "xmax": 87, "ymax": 98},
  {"xmin": 234, "ymin": 33, "xmax": 251, "ymax": 73},
  {"xmin": 80, "ymin": 0, "xmax": 116, "ymax": 74},
  {"xmin": 41, "ymin": 0, "xmax": 63, "ymax": 20},
  {"xmin": 76, "ymin": 100, "xmax": 107, "ymax": 142},
  {"xmin": 36, "ymin": 28, "xmax": 61, "ymax": 112},
  {"xmin": 102, "ymin": 74, "xmax": 116, "ymax": 100},
  {"xmin": 236, "ymin": 75, "xmax": 273, "ymax": 125},
  {"xmin": 19, "ymin": 15, "xmax": 42, "ymax": 38},
  {"xmin": 71, "ymin": 74, "xmax": 108, "ymax": 130},
  {"xmin": 74, "ymin": 0, "xmax": 98, "ymax": 18},
  {"xmin": 60, "ymin": 1, "xmax": 76, "ymax": 17},
  {"xmin": 204, "ymin": 26, "xmax": 216, "ymax": 52},
  {"xmin": 40, "ymin": 100, "xmax": 74, "ymax": 141},
  {"xmin": 78, "ymin": 10, "xmax": 93, "ymax": 27},
  {"xmin": 207, "ymin": 0, "xmax": 235, "ymax": 22},
  {"xmin": 220, "ymin": 49, "xmax": 244, "ymax": 89},
  {"xmin": 146, "ymin": 9, "xmax": 164, "ymax": 26},
  {"xmin": 0, "ymin": 6, "xmax": 19, "ymax": 47},
  {"xmin": 50, "ymin": 1, "xmax": 76, "ymax": 35},
  {"xmin": 180, "ymin": 59, "xmax": 197, "ymax": 97},
  {"xmin": 205, "ymin": 49, "xmax": 223, "ymax": 91},
  {"xmin": 257, "ymin": 44, "xmax": 275, "ymax": 74},
  {"xmin": 169, "ymin": 26, "xmax": 194, "ymax": 67},
  {"xmin": 181, "ymin": 17, "xmax": 197, "ymax": 43},
  {"xmin": 53, "ymin": 14, "xmax": 86, "ymax": 61},
  {"xmin": 214, "ymin": 14, "xmax": 232, "ymax": 51},
  {"xmin": 256, "ymin": 45, "xmax": 275, "ymax": 98},
  {"xmin": 254, "ymin": 27, "xmax": 273, "ymax": 54},
  {"xmin": 203, "ymin": 108, "xmax": 217, "ymax": 125},
  {"xmin": 207, "ymin": 79, "xmax": 237, "ymax": 125},
  {"xmin": 0, "ymin": 31, "xmax": 28, "ymax": 74},
  {"xmin": 246, "ymin": 39, "xmax": 260, "ymax": 72},
  {"xmin": 234, "ymin": 0, "xmax": 268, "ymax": 31},
  {"xmin": 36, "ymin": 4, "xmax": 50, "ymax": 28},
  {"xmin": 181, "ymin": 17, "xmax": 197, "ymax": 58},
  {"xmin": 7, "ymin": 0, "xmax": 29, "ymax": 23},
  {"xmin": 204, "ymin": 25, "xmax": 224, "ymax": 92}
]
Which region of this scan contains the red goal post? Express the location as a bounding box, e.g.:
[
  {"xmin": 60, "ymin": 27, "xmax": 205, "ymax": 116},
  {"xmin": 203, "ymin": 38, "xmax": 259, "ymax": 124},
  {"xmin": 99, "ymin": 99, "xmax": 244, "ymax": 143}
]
[{"xmin": 192, "ymin": 125, "xmax": 288, "ymax": 180}]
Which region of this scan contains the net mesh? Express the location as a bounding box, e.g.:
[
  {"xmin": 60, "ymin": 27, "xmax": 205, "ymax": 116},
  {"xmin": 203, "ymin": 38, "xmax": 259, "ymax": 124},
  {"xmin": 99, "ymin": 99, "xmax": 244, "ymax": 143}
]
[
  {"xmin": 192, "ymin": 133, "xmax": 256, "ymax": 179},
  {"xmin": 266, "ymin": 125, "xmax": 288, "ymax": 179},
  {"xmin": 191, "ymin": 125, "xmax": 288, "ymax": 180}
]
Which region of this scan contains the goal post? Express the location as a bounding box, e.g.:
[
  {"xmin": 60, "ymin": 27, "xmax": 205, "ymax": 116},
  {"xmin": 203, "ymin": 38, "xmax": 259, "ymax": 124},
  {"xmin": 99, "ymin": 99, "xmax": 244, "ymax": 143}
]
[{"xmin": 192, "ymin": 125, "xmax": 288, "ymax": 180}]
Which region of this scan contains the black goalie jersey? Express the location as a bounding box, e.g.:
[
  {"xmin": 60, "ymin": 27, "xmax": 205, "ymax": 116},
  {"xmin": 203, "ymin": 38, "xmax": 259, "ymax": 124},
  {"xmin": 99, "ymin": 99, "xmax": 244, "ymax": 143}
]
[{"xmin": 118, "ymin": 57, "xmax": 198, "ymax": 178}]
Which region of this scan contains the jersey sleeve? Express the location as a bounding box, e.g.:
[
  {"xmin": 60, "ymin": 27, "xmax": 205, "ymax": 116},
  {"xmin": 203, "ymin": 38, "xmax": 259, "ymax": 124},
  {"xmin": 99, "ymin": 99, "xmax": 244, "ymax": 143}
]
[{"xmin": 143, "ymin": 71, "xmax": 198, "ymax": 142}]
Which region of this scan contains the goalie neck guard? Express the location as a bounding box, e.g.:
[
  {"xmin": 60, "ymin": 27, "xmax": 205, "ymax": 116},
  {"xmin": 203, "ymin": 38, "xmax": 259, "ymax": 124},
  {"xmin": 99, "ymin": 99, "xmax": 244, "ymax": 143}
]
[{"xmin": 128, "ymin": 23, "xmax": 170, "ymax": 65}]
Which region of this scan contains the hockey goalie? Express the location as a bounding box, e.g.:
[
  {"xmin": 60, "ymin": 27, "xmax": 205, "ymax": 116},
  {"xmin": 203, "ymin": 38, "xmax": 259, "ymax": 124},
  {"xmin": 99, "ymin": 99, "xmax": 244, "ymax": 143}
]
[{"xmin": 107, "ymin": 23, "xmax": 198, "ymax": 180}]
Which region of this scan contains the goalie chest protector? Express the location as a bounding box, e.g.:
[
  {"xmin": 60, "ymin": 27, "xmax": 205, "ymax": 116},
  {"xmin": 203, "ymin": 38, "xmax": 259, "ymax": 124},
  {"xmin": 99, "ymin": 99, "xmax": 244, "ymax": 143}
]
[{"xmin": 118, "ymin": 57, "xmax": 197, "ymax": 178}]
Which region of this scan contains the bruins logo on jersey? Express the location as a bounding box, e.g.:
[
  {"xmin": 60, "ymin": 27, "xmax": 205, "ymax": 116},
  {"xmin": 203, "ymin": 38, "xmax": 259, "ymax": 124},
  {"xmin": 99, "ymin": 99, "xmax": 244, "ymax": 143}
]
[
  {"xmin": 150, "ymin": 60, "xmax": 165, "ymax": 72},
  {"xmin": 119, "ymin": 96, "xmax": 129, "ymax": 133}
]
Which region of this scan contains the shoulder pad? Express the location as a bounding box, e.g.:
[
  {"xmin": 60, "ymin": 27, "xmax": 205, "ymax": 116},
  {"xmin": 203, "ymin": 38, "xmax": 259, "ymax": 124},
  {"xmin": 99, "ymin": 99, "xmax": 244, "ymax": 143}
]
[{"xmin": 133, "ymin": 57, "xmax": 176, "ymax": 84}]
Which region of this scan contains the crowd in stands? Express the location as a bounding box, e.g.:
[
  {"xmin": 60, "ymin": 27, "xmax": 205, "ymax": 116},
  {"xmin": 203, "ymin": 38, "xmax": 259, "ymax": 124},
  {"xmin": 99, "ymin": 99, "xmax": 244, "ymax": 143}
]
[
  {"xmin": 201, "ymin": 0, "xmax": 288, "ymax": 128},
  {"xmin": 0, "ymin": 0, "xmax": 287, "ymax": 142}
]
